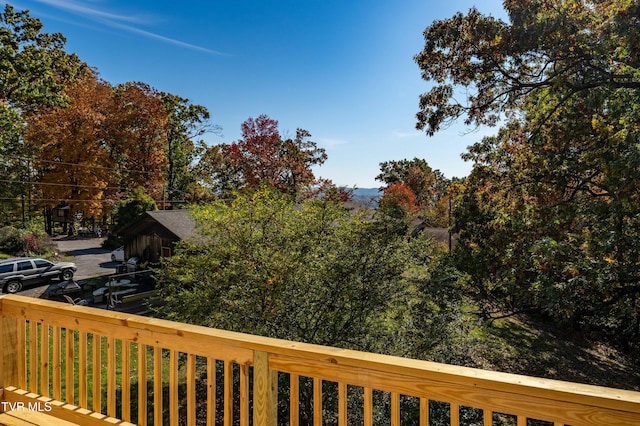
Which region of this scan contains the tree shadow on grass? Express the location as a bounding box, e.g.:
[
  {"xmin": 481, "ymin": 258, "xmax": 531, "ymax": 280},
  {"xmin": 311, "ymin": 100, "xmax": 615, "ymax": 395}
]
[{"xmin": 477, "ymin": 315, "xmax": 640, "ymax": 391}]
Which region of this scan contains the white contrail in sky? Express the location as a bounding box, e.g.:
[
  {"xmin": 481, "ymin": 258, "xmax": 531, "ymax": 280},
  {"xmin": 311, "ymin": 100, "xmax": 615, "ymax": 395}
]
[
  {"xmin": 29, "ymin": 0, "xmax": 228, "ymax": 56},
  {"xmin": 33, "ymin": 0, "xmax": 150, "ymax": 24}
]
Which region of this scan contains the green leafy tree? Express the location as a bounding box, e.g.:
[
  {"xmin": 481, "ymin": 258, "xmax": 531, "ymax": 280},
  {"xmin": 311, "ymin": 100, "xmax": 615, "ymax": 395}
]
[
  {"xmin": 0, "ymin": 106, "xmax": 28, "ymax": 224},
  {"xmin": 114, "ymin": 187, "xmax": 157, "ymax": 230},
  {"xmin": 154, "ymin": 186, "xmax": 470, "ymax": 424},
  {"xmin": 0, "ymin": 4, "xmax": 83, "ymax": 224},
  {"xmin": 194, "ymin": 143, "xmax": 243, "ymax": 201},
  {"xmin": 415, "ymin": 0, "xmax": 640, "ymax": 135},
  {"xmin": 155, "ymin": 186, "xmax": 437, "ymax": 349},
  {"xmin": 161, "ymin": 93, "xmax": 219, "ymax": 206},
  {"xmin": 455, "ymin": 88, "xmax": 640, "ymax": 348},
  {"xmin": 0, "ymin": 4, "xmax": 83, "ymax": 111},
  {"xmin": 417, "ymin": 1, "xmax": 640, "ymax": 348}
]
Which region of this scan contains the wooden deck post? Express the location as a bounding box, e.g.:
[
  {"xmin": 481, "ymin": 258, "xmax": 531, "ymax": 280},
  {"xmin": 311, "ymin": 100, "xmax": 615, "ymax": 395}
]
[
  {"xmin": 253, "ymin": 351, "xmax": 277, "ymax": 426},
  {"xmin": 0, "ymin": 301, "xmax": 19, "ymax": 409}
]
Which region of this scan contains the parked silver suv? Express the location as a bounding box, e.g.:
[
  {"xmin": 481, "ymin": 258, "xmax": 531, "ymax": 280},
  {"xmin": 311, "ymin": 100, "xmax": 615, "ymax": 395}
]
[{"xmin": 0, "ymin": 257, "xmax": 77, "ymax": 294}]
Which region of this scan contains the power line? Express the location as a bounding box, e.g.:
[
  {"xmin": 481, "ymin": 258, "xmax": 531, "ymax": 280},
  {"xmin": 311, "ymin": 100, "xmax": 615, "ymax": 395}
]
[
  {"xmin": 2, "ymin": 154, "xmax": 158, "ymax": 175},
  {"xmin": 0, "ymin": 197, "xmax": 189, "ymax": 204},
  {"xmin": 1, "ymin": 177, "xmax": 207, "ymax": 196},
  {"xmin": 0, "ymin": 179, "xmax": 124, "ymax": 191},
  {"xmin": 0, "ymin": 197, "xmax": 120, "ymax": 203}
]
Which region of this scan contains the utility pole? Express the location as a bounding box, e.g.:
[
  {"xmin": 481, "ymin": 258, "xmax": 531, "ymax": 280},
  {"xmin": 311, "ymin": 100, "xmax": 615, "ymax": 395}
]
[{"xmin": 448, "ymin": 195, "xmax": 452, "ymax": 252}]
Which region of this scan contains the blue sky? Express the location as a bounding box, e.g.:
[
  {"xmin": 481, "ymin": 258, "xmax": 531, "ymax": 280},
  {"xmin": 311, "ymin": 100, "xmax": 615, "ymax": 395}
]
[{"xmin": 11, "ymin": 0, "xmax": 506, "ymax": 188}]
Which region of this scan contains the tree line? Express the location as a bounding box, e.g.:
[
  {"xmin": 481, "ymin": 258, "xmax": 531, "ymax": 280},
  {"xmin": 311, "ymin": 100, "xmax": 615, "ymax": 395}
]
[
  {"xmin": 0, "ymin": 2, "xmax": 457, "ymax": 230},
  {"xmin": 0, "ymin": 4, "xmax": 339, "ymax": 227}
]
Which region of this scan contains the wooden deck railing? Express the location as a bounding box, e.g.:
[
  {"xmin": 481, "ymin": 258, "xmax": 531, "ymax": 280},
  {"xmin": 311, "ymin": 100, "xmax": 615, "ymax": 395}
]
[{"xmin": 0, "ymin": 294, "xmax": 639, "ymax": 426}]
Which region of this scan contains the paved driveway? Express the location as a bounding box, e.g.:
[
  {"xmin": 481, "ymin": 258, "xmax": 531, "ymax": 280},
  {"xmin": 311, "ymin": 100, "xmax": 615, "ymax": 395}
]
[
  {"xmin": 14, "ymin": 236, "xmax": 118, "ymax": 298},
  {"xmin": 54, "ymin": 236, "xmax": 117, "ymax": 279}
]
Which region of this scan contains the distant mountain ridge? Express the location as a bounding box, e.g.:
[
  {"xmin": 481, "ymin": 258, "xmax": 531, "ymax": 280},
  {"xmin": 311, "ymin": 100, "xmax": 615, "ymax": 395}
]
[{"xmin": 349, "ymin": 187, "xmax": 381, "ymax": 207}]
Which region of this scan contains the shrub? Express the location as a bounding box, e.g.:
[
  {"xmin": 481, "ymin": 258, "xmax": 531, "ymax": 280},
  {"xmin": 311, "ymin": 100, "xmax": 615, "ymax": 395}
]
[
  {"xmin": 20, "ymin": 231, "xmax": 55, "ymax": 256},
  {"xmin": 0, "ymin": 226, "xmax": 21, "ymax": 254}
]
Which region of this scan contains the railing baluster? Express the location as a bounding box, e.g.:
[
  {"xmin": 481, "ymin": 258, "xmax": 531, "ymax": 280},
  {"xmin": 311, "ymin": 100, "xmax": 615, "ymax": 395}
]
[
  {"xmin": 92, "ymin": 333, "xmax": 101, "ymax": 413},
  {"xmin": 391, "ymin": 391, "xmax": 400, "ymax": 426},
  {"xmin": 313, "ymin": 377, "xmax": 322, "ymax": 426},
  {"xmin": 154, "ymin": 346, "xmax": 163, "ymax": 425},
  {"xmin": 0, "ymin": 314, "xmax": 19, "ymax": 393},
  {"xmin": 364, "ymin": 387, "xmax": 373, "ymax": 426},
  {"xmin": 485, "ymin": 408, "xmax": 494, "ymax": 426},
  {"xmin": 290, "ymin": 373, "xmax": 299, "ymax": 426},
  {"xmin": 483, "ymin": 408, "xmax": 492, "ymax": 426},
  {"xmin": 338, "ymin": 382, "xmax": 347, "ymax": 426},
  {"xmin": 450, "ymin": 403, "xmax": 459, "ymax": 426},
  {"xmin": 107, "ymin": 336, "xmax": 116, "ymax": 418},
  {"xmin": 17, "ymin": 320, "xmax": 26, "ymax": 390},
  {"xmin": 52, "ymin": 326, "xmax": 60, "ymax": 400},
  {"xmin": 207, "ymin": 357, "xmax": 216, "ymax": 426},
  {"xmin": 517, "ymin": 415, "xmax": 526, "ymax": 426},
  {"xmin": 170, "ymin": 349, "xmax": 178, "ymax": 426},
  {"xmin": 240, "ymin": 364, "xmax": 249, "ymax": 426},
  {"xmin": 66, "ymin": 328, "xmax": 74, "ymax": 404},
  {"xmin": 28, "ymin": 321, "xmax": 37, "ymax": 394},
  {"xmin": 122, "ymin": 340, "xmax": 131, "ymax": 422},
  {"xmin": 187, "ymin": 354, "xmax": 196, "ymax": 426},
  {"xmin": 39, "ymin": 323, "xmax": 49, "ymax": 396},
  {"xmin": 138, "ymin": 343, "xmax": 148, "ymax": 426},
  {"xmin": 224, "ymin": 360, "xmax": 233, "ymax": 426},
  {"xmin": 420, "ymin": 397, "xmax": 429, "ymax": 426},
  {"xmin": 79, "ymin": 331, "xmax": 87, "ymax": 408}
]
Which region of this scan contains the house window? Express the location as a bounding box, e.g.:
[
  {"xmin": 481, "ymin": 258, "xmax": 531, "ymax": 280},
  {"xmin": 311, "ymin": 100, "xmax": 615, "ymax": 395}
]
[{"xmin": 161, "ymin": 247, "xmax": 171, "ymax": 258}]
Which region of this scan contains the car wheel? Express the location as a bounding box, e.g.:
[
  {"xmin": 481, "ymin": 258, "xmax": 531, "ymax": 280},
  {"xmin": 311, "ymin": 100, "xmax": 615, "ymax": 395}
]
[
  {"xmin": 111, "ymin": 254, "xmax": 116, "ymax": 262},
  {"xmin": 5, "ymin": 280, "xmax": 23, "ymax": 294},
  {"xmin": 60, "ymin": 269, "xmax": 74, "ymax": 281}
]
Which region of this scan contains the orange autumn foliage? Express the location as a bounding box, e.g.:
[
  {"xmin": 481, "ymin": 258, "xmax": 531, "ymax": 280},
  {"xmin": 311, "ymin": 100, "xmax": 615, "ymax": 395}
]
[
  {"xmin": 379, "ymin": 182, "xmax": 419, "ymax": 218},
  {"xmin": 26, "ymin": 73, "xmax": 169, "ymax": 217}
]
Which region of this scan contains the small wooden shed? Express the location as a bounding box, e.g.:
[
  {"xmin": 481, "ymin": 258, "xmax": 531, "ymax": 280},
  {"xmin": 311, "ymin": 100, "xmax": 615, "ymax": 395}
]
[{"xmin": 119, "ymin": 210, "xmax": 197, "ymax": 262}]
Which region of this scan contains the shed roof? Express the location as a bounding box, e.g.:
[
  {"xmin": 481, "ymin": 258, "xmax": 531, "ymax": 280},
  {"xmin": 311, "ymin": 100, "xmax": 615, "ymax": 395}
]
[
  {"xmin": 119, "ymin": 210, "xmax": 197, "ymax": 241},
  {"xmin": 146, "ymin": 210, "xmax": 196, "ymax": 240}
]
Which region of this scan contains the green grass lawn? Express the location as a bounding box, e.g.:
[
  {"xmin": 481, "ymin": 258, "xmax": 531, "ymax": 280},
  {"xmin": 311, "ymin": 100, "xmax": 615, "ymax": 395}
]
[
  {"xmin": 452, "ymin": 310, "xmax": 640, "ymax": 391},
  {"xmin": 25, "ymin": 325, "xmax": 212, "ymax": 425}
]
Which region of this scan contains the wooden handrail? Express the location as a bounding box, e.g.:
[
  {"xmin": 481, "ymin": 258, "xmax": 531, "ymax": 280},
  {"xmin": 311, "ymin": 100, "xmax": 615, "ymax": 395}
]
[{"xmin": 0, "ymin": 294, "xmax": 639, "ymax": 425}]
